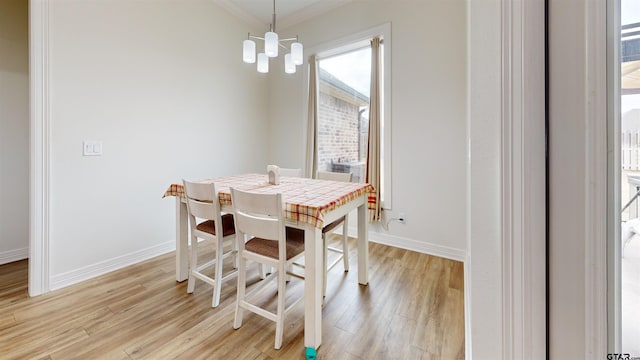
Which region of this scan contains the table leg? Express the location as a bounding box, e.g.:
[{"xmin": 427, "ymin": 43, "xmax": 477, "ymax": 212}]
[
  {"xmin": 357, "ymin": 202, "xmax": 369, "ymax": 285},
  {"xmin": 304, "ymin": 225, "xmax": 323, "ymax": 349},
  {"xmin": 176, "ymin": 197, "xmax": 189, "ymax": 282}
]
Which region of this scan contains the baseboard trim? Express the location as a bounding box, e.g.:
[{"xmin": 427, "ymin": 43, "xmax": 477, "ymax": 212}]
[
  {"xmin": 0, "ymin": 247, "xmax": 29, "ymax": 265},
  {"xmin": 48, "ymin": 229, "xmax": 465, "ymax": 291},
  {"xmin": 50, "ymin": 241, "xmax": 175, "ymax": 291},
  {"xmin": 347, "ymin": 226, "xmax": 466, "ymax": 262}
]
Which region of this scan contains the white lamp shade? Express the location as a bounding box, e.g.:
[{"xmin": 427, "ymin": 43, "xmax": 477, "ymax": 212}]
[
  {"xmin": 242, "ymin": 39, "xmax": 256, "ymax": 63},
  {"xmin": 284, "ymin": 53, "xmax": 295, "ymax": 74},
  {"xmin": 265, "ymin": 31, "xmax": 279, "ymax": 57},
  {"xmin": 257, "ymin": 53, "xmax": 269, "ymax": 73},
  {"xmin": 291, "ymin": 42, "xmax": 303, "ymax": 65}
]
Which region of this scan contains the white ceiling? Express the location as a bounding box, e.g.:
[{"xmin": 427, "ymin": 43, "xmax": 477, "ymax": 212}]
[{"xmin": 215, "ymin": 0, "xmax": 351, "ymax": 30}]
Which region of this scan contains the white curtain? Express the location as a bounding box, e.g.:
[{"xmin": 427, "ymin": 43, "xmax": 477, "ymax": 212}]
[
  {"xmin": 305, "ymin": 55, "xmax": 319, "ymax": 179},
  {"xmin": 366, "ymin": 37, "xmax": 382, "ymax": 222}
]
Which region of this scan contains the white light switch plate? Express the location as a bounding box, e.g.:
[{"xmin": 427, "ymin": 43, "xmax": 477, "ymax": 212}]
[{"xmin": 83, "ymin": 141, "xmax": 103, "ymax": 156}]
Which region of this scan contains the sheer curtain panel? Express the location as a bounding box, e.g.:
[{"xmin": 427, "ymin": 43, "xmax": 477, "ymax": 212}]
[
  {"xmin": 366, "ymin": 37, "xmax": 382, "ymax": 222},
  {"xmin": 305, "ymin": 55, "xmax": 319, "ymax": 179}
]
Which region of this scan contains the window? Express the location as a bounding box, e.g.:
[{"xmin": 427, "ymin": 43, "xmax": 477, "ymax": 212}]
[
  {"xmin": 310, "ymin": 24, "xmax": 391, "ymax": 207},
  {"xmin": 317, "ymin": 47, "xmax": 372, "ymax": 183}
]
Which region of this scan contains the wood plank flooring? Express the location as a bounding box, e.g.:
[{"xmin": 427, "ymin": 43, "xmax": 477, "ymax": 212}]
[{"xmin": 0, "ymin": 237, "xmax": 464, "ymax": 359}]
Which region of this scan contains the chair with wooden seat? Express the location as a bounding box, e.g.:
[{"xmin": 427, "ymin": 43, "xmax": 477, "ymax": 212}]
[
  {"xmin": 316, "ymin": 171, "xmax": 353, "ymax": 296},
  {"xmin": 230, "ymin": 188, "xmax": 305, "ymax": 350},
  {"xmin": 183, "ymin": 179, "xmax": 238, "ymax": 308}
]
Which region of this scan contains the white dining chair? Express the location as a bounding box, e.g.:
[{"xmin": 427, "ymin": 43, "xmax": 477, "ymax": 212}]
[
  {"xmin": 183, "ymin": 179, "xmax": 238, "ymax": 308},
  {"xmin": 278, "ymin": 167, "xmax": 302, "ymax": 177},
  {"xmin": 264, "ymin": 166, "xmax": 302, "ymax": 278},
  {"xmin": 230, "ymin": 188, "xmax": 305, "ymax": 350},
  {"xmin": 316, "ymin": 171, "xmax": 353, "ymax": 297}
]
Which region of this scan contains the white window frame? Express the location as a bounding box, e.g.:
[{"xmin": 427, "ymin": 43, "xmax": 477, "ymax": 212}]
[{"xmin": 304, "ymin": 23, "xmax": 392, "ymax": 208}]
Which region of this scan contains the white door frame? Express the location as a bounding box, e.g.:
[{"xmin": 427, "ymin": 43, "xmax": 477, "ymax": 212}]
[
  {"xmin": 467, "ymin": 0, "xmax": 546, "ymax": 358},
  {"xmin": 499, "ymin": 0, "xmax": 547, "ymax": 357},
  {"xmin": 28, "ymin": 0, "xmax": 50, "ymax": 296},
  {"xmin": 607, "ymin": 0, "xmax": 622, "ymax": 353},
  {"xmin": 547, "ymin": 0, "xmax": 608, "ymax": 356},
  {"xmin": 583, "ymin": 0, "xmax": 609, "ymax": 354}
]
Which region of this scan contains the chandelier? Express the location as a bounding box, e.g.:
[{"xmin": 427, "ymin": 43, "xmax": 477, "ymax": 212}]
[{"xmin": 242, "ymin": 0, "xmax": 303, "ymax": 74}]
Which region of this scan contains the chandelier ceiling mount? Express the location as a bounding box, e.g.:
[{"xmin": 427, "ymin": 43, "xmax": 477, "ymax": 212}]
[{"xmin": 242, "ymin": 0, "xmax": 303, "ymax": 74}]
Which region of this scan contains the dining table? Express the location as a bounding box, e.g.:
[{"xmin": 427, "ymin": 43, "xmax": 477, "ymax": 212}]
[{"xmin": 163, "ymin": 173, "xmax": 376, "ymax": 350}]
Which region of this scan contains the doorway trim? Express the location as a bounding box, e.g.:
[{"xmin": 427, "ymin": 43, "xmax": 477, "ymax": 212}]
[
  {"xmin": 547, "ymin": 0, "xmax": 608, "ymax": 356},
  {"xmin": 499, "ymin": 0, "xmax": 547, "ymax": 357},
  {"xmin": 607, "ymin": 0, "xmax": 622, "ymax": 353},
  {"xmin": 28, "ymin": 0, "xmax": 50, "ymax": 297},
  {"xmin": 467, "ymin": 0, "xmax": 546, "ymax": 358},
  {"xmin": 584, "ymin": 0, "xmax": 608, "ymax": 355}
]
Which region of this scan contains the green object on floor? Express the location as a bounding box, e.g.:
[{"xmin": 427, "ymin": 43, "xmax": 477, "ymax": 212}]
[{"xmin": 305, "ymin": 347, "xmax": 317, "ymax": 359}]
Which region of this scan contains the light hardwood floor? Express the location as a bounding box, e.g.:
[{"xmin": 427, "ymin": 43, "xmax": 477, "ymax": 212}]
[{"xmin": 0, "ymin": 237, "xmax": 464, "ymax": 359}]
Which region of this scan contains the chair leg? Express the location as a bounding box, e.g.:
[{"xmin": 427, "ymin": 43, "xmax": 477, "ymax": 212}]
[
  {"xmin": 286, "ymin": 264, "xmax": 293, "ymax": 283},
  {"xmin": 342, "ymin": 217, "xmax": 349, "ymax": 272},
  {"xmin": 258, "ymin": 263, "xmax": 266, "ymax": 280},
  {"xmin": 233, "ymin": 255, "xmax": 246, "ymax": 330},
  {"xmin": 232, "ymin": 237, "xmax": 238, "ymax": 269},
  {"xmin": 187, "ymin": 235, "xmax": 198, "ymax": 294},
  {"xmin": 274, "ymin": 263, "xmax": 286, "ymax": 350},
  {"xmin": 211, "ymin": 239, "xmax": 224, "ymax": 308}
]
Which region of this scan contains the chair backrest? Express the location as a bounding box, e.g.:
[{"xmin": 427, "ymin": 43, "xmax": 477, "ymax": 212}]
[
  {"xmin": 317, "ymin": 170, "xmax": 352, "ymax": 182},
  {"xmin": 183, "ymin": 179, "xmax": 221, "ymax": 225},
  {"xmin": 231, "ymin": 188, "xmax": 284, "ymax": 244},
  {"xmin": 279, "ymin": 168, "xmax": 303, "ymax": 177}
]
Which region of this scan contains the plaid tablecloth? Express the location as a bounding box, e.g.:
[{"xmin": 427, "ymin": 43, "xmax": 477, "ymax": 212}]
[{"xmin": 163, "ymin": 173, "xmax": 376, "ymax": 229}]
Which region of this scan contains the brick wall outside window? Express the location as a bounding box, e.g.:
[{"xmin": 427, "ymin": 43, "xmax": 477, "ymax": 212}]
[
  {"xmin": 317, "ymin": 75, "xmax": 369, "ymax": 182},
  {"xmin": 318, "ymin": 91, "xmax": 361, "ymax": 171}
]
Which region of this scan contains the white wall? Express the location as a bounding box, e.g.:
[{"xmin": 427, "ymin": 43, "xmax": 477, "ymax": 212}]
[
  {"xmin": 47, "ymin": 0, "xmax": 268, "ymax": 286},
  {"xmin": 267, "ymin": 0, "xmax": 468, "ymax": 258},
  {"xmin": 0, "ymin": 0, "xmax": 29, "ymax": 264}
]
